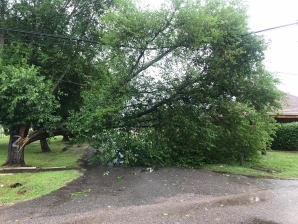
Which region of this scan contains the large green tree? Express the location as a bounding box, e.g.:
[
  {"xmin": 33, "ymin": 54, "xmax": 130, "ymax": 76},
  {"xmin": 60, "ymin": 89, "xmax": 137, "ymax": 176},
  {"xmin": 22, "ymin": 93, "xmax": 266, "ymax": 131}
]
[
  {"xmin": 69, "ymin": 0, "xmax": 284, "ymax": 166},
  {"xmin": 2, "ymin": 0, "xmax": 111, "ymax": 113},
  {"xmin": 0, "ymin": 0, "xmax": 113, "ymax": 165},
  {"xmin": 0, "ymin": 61, "xmax": 59, "ymax": 165}
]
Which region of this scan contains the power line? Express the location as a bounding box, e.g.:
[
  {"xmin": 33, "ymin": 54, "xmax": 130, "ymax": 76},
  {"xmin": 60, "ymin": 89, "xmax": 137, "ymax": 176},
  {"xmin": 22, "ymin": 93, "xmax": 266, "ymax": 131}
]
[
  {"xmin": 274, "ymin": 71, "xmax": 298, "ymax": 76},
  {"xmin": 0, "ymin": 27, "xmax": 99, "ymax": 44},
  {"xmin": 0, "ymin": 28, "xmax": 94, "ymax": 86},
  {"xmin": 242, "ymin": 22, "xmax": 298, "ymax": 36},
  {"xmin": 51, "ymin": 78, "xmax": 86, "ymax": 86},
  {"xmin": 1, "ymin": 20, "xmax": 298, "ymax": 43},
  {"xmin": 253, "ymin": 22, "xmax": 298, "ymax": 34},
  {"xmin": 3, "ymin": 36, "xmax": 80, "ymax": 43}
]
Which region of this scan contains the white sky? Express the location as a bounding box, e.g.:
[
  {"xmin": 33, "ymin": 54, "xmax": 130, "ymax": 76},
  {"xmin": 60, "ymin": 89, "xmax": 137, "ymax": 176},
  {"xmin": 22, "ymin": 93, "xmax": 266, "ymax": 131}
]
[
  {"xmin": 142, "ymin": 0, "xmax": 298, "ymax": 96},
  {"xmin": 246, "ymin": 0, "xmax": 298, "ymax": 96}
]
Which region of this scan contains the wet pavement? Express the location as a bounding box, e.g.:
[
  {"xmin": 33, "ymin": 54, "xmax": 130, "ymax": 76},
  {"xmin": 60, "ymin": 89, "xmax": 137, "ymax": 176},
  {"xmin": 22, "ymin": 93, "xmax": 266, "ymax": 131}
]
[{"xmin": 0, "ymin": 166, "xmax": 298, "ymax": 223}]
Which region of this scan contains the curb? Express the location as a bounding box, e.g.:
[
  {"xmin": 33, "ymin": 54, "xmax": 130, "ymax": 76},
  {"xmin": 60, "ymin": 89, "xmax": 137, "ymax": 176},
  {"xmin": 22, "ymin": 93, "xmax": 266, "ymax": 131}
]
[{"xmin": 0, "ymin": 167, "xmax": 85, "ymax": 173}]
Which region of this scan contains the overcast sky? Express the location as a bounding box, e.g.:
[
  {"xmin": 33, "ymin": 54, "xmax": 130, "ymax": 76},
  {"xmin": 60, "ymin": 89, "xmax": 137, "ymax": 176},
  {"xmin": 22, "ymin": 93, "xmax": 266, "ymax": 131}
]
[
  {"xmin": 143, "ymin": 0, "xmax": 298, "ymax": 96},
  {"xmin": 246, "ymin": 0, "xmax": 298, "ymax": 96}
]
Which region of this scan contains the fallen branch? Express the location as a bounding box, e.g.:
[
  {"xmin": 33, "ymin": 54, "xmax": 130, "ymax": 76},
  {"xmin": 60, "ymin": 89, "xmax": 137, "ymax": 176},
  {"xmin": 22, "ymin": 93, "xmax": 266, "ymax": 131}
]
[{"xmin": 18, "ymin": 127, "xmax": 72, "ymax": 152}]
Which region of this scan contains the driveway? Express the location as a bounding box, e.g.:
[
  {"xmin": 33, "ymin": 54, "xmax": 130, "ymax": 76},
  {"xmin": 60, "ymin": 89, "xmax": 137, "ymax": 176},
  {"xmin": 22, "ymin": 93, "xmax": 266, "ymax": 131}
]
[{"xmin": 1, "ymin": 166, "xmax": 298, "ymax": 224}]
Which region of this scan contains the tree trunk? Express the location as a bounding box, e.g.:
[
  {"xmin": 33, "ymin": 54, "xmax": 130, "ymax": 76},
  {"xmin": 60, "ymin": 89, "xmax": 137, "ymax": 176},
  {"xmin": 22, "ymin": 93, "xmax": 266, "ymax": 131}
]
[
  {"xmin": 3, "ymin": 127, "xmax": 27, "ymax": 166},
  {"xmin": 62, "ymin": 134, "xmax": 70, "ymax": 142},
  {"xmin": 239, "ymin": 152, "xmax": 244, "ymax": 166},
  {"xmin": 40, "ymin": 138, "xmax": 51, "ymax": 153}
]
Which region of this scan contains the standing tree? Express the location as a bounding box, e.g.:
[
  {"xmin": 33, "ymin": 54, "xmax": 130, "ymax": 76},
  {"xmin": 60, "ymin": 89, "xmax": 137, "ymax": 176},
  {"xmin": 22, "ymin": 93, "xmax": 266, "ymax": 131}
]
[
  {"xmin": 0, "ymin": 0, "xmax": 113, "ymax": 163},
  {"xmin": 0, "ymin": 62, "xmax": 59, "ymax": 166}
]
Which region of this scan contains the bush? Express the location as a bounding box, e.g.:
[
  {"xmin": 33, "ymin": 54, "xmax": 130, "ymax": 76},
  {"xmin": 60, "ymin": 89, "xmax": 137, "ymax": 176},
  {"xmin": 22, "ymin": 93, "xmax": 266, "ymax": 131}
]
[{"xmin": 271, "ymin": 122, "xmax": 298, "ymax": 150}]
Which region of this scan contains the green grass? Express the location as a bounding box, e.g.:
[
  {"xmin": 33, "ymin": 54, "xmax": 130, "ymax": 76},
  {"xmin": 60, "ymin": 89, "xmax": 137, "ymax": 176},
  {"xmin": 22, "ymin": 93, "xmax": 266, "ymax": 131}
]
[
  {"xmin": 0, "ymin": 135, "xmax": 86, "ymax": 206},
  {"xmin": 0, "ymin": 135, "xmax": 86, "ymax": 167},
  {"xmin": 1, "ymin": 134, "xmax": 298, "ymax": 206},
  {"xmin": 204, "ymin": 150, "xmax": 298, "ymax": 179},
  {"xmin": 0, "ymin": 170, "xmax": 83, "ymax": 205}
]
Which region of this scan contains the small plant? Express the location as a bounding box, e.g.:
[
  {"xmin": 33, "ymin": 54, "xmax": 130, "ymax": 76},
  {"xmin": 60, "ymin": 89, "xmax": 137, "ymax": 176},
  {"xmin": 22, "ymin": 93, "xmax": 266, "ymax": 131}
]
[{"xmin": 103, "ymin": 171, "xmax": 110, "ymax": 176}]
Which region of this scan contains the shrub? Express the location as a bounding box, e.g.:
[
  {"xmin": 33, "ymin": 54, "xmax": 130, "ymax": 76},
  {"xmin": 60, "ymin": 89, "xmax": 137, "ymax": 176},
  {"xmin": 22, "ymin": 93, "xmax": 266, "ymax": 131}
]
[{"xmin": 271, "ymin": 122, "xmax": 298, "ymax": 150}]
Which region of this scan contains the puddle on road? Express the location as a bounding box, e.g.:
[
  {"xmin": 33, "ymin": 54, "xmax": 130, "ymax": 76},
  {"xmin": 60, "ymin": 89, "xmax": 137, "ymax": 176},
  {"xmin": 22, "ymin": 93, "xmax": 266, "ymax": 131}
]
[
  {"xmin": 49, "ymin": 198, "xmax": 72, "ymax": 208},
  {"xmin": 214, "ymin": 194, "xmax": 266, "ymax": 207},
  {"xmin": 249, "ymin": 218, "xmax": 279, "ymax": 224}
]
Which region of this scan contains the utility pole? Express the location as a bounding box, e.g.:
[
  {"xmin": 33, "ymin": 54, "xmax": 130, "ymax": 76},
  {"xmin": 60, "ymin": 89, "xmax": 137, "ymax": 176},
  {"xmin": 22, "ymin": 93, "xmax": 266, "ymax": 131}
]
[{"xmin": 0, "ymin": 0, "xmax": 5, "ymax": 49}]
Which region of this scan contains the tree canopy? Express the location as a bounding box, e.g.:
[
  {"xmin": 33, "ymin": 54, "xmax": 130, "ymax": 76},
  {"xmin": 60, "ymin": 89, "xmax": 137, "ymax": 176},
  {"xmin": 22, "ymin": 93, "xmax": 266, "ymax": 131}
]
[
  {"xmin": 2, "ymin": 0, "xmax": 113, "ymax": 119},
  {"xmin": 0, "ymin": 0, "xmax": 284, "ymax": 167},
  {"xmin": 0, "ymin": 61, "xmax": 59, "ymax": 130}
]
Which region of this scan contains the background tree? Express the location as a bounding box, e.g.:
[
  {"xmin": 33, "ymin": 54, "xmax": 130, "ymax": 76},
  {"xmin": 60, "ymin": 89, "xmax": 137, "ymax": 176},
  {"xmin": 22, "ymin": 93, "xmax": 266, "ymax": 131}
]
[
  {"xmin": 2, "ymin": 0, "xmax": 112, "ymax": 113},
  {"xmin": 0, "ymin": 0, "xmax": 113, "ymax": 165},
  {"xmin": 0, "ymin": 61, "xmax": 59, "ymax": 166},
  {"xmin": 69, "ymin": 0, "xmax": 284, "ymax": 166}
]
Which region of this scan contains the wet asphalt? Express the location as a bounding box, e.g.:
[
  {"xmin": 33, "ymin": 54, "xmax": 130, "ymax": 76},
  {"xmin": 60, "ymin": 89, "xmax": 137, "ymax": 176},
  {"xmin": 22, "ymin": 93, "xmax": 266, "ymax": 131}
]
[{"xmin": 0, "ymin": 166, "xmax": 298, "ymax": 224}]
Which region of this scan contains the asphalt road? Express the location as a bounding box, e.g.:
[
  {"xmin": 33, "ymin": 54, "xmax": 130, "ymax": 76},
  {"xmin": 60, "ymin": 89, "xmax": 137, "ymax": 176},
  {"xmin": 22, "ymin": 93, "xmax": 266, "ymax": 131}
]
[{"xmin": 1, "ymin": 166, "xmax": 298, "ymax": 224}]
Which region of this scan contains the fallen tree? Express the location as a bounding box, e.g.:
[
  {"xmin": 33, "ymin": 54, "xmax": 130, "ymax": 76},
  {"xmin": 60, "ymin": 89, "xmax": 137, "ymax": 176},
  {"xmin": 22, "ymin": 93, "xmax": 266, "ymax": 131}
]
[{"xmin": 68, "ymin": 0, "xmax": 284, "ymax": 166}]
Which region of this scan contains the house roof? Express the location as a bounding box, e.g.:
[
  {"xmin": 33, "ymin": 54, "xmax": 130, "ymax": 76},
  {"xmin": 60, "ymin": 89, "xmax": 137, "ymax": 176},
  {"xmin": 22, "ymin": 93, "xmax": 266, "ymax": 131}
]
[{"xmin": 278, "ymin": 94, "xmax": 298, "ymax": 116}]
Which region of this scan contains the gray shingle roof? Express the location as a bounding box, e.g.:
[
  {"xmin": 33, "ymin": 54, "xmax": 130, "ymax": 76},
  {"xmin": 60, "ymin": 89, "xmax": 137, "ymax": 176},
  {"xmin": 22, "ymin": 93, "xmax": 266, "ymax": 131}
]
[{"xmin": 280, "ymin": 94, "xmax": 298, "ymax": 115}]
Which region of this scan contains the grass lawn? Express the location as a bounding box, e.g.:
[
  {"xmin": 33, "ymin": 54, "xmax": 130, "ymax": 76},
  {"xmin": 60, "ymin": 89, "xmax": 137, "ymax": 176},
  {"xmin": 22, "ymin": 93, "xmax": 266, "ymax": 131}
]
[
  {"xmin": 0, "ymin": 135, "xmax": 86, "ymax": 206},
  {"xmin": 0, "ymin": 170, "xmax": 82, "ymax": 205},
  {"xmin": 204, "ymin": 150, "xmax": 298, "ymax": 179},
  {"xmin": 0, "ymin": 135, "xmax": 86, "ymax": 167}
]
